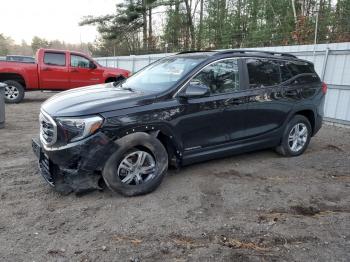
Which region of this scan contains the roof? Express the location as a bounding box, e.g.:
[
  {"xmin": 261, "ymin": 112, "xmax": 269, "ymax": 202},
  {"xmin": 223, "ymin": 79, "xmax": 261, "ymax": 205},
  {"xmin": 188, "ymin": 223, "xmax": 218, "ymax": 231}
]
[
  {"xmin": 177, "ymin": 49, "xmax": 299, "ymax": 60},
  {"xmin": 37, "ymin": 48, "xmax": 90, "ymax": 58}
]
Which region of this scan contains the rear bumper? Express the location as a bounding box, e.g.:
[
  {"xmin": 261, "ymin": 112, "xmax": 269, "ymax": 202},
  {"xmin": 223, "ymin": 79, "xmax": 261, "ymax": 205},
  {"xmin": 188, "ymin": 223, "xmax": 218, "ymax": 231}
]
[
  {"xmin": 313, "ymin": 113, "xmax": 323, "ymax": 136},
  {"xmin": 32, "ymin": 132, "xmax": 118, "ymax": 193}
]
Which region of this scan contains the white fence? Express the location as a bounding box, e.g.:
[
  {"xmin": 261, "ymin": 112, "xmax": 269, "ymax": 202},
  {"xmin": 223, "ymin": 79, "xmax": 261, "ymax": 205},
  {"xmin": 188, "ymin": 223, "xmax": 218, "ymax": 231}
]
[{"xmin": 95, "ymin": 42, "xmax": 350, "ymax": 126}]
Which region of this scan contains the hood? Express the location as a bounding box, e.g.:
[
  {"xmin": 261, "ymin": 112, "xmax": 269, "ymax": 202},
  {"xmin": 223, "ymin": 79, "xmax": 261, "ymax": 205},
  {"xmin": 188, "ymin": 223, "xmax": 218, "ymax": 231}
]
[{"xmin": 41, "ymin": 83, "xmax": 156, "ymax": 117}]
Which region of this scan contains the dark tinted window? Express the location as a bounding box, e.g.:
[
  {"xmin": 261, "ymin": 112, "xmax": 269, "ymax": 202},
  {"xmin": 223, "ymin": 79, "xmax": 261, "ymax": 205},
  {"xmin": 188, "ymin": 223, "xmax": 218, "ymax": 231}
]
[
  {"xmin": 247, "ymin": 59, "xmax": 281, "ymax": 87},
  {"xmin": 191, "ymin": 59, "xmax": 240, "ymax": 94},
  {"xmin": 44, "ymin": 52, "xmax": 66, "ymax": 66},
  {"xmin": 293, "ymin": 75, "xmax": 320, "ymax": 84},
  {"xmin": 279, "ymin": 61, "xmax": 294, "ymax": 82},
  {"xmin": 283, "ymin": 61, "xmax": 320, "ymax": 84},
  {"xmin": 286, "ymin": 61, "xmax": 314, "ymax": 76}
]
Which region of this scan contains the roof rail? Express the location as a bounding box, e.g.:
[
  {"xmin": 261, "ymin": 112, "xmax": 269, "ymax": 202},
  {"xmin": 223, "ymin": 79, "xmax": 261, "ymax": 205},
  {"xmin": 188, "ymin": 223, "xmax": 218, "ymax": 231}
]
[
  {"xmin": 215, "ymin": 49, "xmax": 297, "ymax": 59},
  {"xmin": 177, "ymin": 50, "xmax": 215, "ymax": 55}
]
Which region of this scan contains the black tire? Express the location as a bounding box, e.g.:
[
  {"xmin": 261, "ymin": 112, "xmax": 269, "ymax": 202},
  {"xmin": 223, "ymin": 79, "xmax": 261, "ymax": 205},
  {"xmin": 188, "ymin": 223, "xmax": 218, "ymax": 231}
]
[
  {"xmin": 106, "ymin": 76, "xmax": 125, "ymax": 84},
  {"xmin": 4, "ymin": 80, "xmax": 25, "ymax": 103},
  {"xmin": 114, "ymin": 76, "xmax": 125, "ymax": 85},
  {"xmin": 102, "ymin": 132, "xmax": 168, "ymax": 197},
  {"xmin": 276, "ymin": 115, "xmax": 312, "ymax": 157}
]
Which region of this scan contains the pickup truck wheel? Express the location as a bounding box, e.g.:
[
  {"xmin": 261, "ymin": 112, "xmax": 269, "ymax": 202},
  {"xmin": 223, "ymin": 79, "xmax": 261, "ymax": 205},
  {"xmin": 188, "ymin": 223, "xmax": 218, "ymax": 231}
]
[
  {"xmin": 115, "ymin": 76, "xmax": 125, "ymax": 84},
  {"xmin": 276, "ymin": 115, "xmax": 312, "ymax": 157},
  {"xmin": 102, "ymin": 132, "xmax": 168, "ymax": 197},
  {"xmin": 4, "ymin": 80, "xmax": 25, "ymax": 103}
]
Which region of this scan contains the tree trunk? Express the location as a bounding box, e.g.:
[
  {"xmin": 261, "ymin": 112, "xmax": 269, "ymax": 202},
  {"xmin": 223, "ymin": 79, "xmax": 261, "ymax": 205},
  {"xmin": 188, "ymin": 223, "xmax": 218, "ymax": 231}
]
[
  {"xmin": 197, "ymin": 0, "xmax": 204, "ymax": 50},
  {"xmin": 174, "ymin": 0, "xmax": 180, "ymax": 49},
  {"xmin": 148, "ymin": 7, "xmax": 153, "ymax": 50},
  {"xmin": 184, "ymin": 0, "xmax": 196, "ymax": 49},
  {"xmin": 142, "ymin": 0, "xmax": 148, "ymax": 50},
  {"xmin": 291, "ymin": 0, "xmax": 298, "ymax": 25}
]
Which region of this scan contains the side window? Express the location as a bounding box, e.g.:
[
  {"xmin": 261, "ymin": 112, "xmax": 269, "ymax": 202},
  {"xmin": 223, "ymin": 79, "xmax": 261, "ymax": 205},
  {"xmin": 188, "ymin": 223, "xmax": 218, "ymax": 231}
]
[
  {"xmin": 285, "ymin": 61, "xmax": 320, "ymax": 84},
  {"xmin": 279, "ymin": 61, "xmax": 294, "ymax": 82},
  {"xmin": 191, "ymin": 59, "xmax": 240, "ymax": 95},
  {"xmin": 71, "ymin": 55, "xmax": 90, "ymax": 68},
  {"xmin": 247, "ymin": 59, "xmax": 281, "ymax": 88},
  {"xmin": 294, "ymin": 75, "xmax": 320, "ymax": 84},
  {"xmin": 44, "ymin": 52, "xmax": 66, "ymax": 66}
]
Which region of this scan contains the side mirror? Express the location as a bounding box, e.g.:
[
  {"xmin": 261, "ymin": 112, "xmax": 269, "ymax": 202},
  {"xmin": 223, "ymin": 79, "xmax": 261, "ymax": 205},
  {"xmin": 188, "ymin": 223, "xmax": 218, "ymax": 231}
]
[
  {"xmin": 89, "ymin": 61, "xmax": 97, "ymax": 69},
  {"xmin": 179, "ymin": 82, "xmax": 210, "ymax": 99}
]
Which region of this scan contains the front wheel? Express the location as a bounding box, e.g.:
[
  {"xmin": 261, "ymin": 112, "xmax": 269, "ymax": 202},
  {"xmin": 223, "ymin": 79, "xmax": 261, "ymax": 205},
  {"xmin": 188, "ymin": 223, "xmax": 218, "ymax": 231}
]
[
  {"xmin": 276, "ymin": 115, "xmax": 312, "ymax": 157},
  {"xmin": 4, "ymin": 80, "xmax": 25, "ymax": 103},
  {"xmin": 102, "ymin": 132, "xmax": 168, "ymax": 196}
]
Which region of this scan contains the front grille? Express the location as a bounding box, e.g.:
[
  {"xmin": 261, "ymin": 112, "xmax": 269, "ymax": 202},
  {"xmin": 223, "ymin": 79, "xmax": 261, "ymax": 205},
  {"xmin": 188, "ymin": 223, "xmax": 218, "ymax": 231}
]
[{"xmin": 39, "ymin": 111, "xmax": 57, "ymax": 146}]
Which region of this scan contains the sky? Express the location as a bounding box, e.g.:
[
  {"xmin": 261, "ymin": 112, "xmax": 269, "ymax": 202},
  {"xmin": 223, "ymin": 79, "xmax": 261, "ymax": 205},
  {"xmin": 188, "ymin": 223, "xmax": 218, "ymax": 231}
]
[{"xmin": 0, "ymin": 0, "xmax": 119, "ymax": 44}]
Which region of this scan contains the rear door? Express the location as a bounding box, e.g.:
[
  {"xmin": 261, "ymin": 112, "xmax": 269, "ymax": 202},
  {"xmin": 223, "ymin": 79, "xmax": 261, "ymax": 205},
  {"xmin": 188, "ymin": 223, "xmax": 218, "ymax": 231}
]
[
  {"xmin": 69, "ymin": 54, "xmax": 104, "ymax": 88},
  {"xmin": 243, "ymin": 58, "xmax": 293, "ymax": 137},
  {"xmin": 39, "ymin": 52, "xmax": 70, "ymax": 90}
]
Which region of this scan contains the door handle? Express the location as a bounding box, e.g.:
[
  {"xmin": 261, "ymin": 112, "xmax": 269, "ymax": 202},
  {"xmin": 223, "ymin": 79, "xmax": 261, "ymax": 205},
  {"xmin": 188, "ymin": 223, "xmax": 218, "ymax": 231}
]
[
  {"xmin": 71, "ymin": 69, "xmax": 79, "ymax": 73},
  {"xmin": 42, "ymin": 67, "xmax": 51, "ymax": 71}
]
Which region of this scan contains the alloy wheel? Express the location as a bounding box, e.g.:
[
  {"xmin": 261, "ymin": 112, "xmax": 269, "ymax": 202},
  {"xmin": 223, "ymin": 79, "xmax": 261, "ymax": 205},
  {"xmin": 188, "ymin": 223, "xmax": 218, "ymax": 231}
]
[
  {"xmin": 4, "ymin": 85, "xmax": 19, "ymax": 100},
  {"xmin": 117, "ymin": 150, "xmax": 156, "ymax": 185},
  {"xmin": 288, "ymin": 123, "xmax": 308, "ymax": 152}
]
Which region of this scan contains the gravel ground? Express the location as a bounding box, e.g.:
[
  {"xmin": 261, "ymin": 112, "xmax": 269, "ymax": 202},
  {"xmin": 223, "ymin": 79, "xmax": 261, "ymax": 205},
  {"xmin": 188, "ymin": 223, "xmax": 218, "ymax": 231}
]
[{"xmin": 0, "ymin": 91, "xmax": 349, "ymax": 262}]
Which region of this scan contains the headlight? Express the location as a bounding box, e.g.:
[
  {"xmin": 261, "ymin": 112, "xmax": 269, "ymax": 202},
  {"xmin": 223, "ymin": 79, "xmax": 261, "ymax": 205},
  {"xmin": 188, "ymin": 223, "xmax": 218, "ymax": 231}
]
[{"xmin": 56, "ymin": 115, "xmax": 103, "ymax": 143}]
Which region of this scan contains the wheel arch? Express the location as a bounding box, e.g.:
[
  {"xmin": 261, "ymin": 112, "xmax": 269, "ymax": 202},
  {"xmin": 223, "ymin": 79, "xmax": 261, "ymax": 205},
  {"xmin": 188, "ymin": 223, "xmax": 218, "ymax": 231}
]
[
  {"xmin": 294, "ymin": 109, "xmax": 316, "ymax": 135},
  {"xmin": 115, "ymin": 125, "xmax": 183, "ymax": 167},
  {"xmin": 105, "ymin": 75, "xmax": 125, "ymax": 83},
  {"xmin": 0, "ymin": 73, "xmax": 26, "ymax": 88}
]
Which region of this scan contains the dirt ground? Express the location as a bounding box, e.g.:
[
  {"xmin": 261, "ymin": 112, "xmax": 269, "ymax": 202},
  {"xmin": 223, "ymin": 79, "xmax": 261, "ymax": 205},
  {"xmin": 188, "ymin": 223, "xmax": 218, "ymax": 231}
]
[{"xmin": 0, "ymin": 92, "xmax": 349, "ymax": 262}]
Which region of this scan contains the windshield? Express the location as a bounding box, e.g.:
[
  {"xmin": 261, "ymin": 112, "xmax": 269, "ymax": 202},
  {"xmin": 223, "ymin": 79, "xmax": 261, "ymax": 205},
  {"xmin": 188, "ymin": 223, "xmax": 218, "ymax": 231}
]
[{"xmin": 119, "ymin": 56, "xmax": 206, "ymax": 92}]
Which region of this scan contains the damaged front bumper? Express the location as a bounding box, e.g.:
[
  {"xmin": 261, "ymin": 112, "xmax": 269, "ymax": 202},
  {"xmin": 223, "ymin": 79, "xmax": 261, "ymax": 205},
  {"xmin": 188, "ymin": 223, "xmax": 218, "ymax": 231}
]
[{"xmin": 32, "ymin": 132, "xmax": 118, "ymax": 194}]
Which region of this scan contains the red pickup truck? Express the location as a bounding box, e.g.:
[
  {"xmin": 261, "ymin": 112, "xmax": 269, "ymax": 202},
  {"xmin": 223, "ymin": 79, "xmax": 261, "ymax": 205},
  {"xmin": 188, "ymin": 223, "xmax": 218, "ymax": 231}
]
[{"xmin": 0, "ymin": 48, "xmax": 130, "ymax": 103}]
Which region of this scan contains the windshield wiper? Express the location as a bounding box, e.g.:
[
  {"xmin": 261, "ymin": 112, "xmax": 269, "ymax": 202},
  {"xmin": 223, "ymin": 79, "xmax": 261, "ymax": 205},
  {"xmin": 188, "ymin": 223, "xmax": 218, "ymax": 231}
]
[
  {"xmin": 113, "ymin": 82, "xmax": 135, "ymax": 92},
  {"xmin": 121, "ymin": 86, "xmax": 135, "ymax": 92},
  {"xmin": 112, "ymin": 81, "xmax": 121, "ymax": 87}
]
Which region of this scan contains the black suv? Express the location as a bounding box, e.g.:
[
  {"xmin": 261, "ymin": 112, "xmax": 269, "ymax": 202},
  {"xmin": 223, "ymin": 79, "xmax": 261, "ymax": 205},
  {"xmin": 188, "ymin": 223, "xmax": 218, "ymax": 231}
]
[{"xmin": 32, "ymin": 50, "xmax": 326, "ymax": 196}]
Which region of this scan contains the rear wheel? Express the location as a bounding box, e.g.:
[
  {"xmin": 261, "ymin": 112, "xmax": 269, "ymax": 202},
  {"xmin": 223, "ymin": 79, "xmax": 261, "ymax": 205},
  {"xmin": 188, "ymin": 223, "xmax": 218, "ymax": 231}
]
[
  {"xmin": 102, "ymin": 132, "xmax": 168, "ymax": 196},
  {"xmin": 276, "ymin": 115, "xmax": 312, "ymax": 157},
  {"xmin": 4, "ymin": 80, "xmax": 25, "ymax": 103},
  {"xmin": 106, "ymin": 76, "xmax": 125, "ymax": 84}
]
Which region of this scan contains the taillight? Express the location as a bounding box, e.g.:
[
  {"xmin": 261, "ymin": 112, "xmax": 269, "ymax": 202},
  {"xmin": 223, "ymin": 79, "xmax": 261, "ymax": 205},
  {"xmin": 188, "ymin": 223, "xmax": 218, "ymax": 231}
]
[{"xmin": 322, "ymin": 82, "xmax": 328, "ymax": 94}]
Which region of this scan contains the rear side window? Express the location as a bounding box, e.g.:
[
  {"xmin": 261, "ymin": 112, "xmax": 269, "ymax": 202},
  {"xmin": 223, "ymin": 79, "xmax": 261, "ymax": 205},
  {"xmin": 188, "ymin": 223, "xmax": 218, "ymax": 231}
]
[
  {"xmin": 279, "ymin": 61, "xmax": 294, "ymax": 82},
  {"xmin": 247, "ymin": 59, "xmax": 281, "ymax": 88},
  {"xmin": 287, "ymin": 62, "xmax": 313, "ymax": 75},
  {"xmin": 44, "ymin": 52, "xmax": 66, "ymax": 66},
  {"xmin": 284, "ymin": 61, "xmax": 319, "ymax": 84}
]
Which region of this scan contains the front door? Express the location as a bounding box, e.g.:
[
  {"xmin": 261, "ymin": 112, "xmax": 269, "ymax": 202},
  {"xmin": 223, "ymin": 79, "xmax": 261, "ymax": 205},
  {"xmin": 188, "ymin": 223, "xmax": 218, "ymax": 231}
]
[
  {"xmin": 176, "ymin": 58, "xmax": 246, "ymax": 151},
  {"xmin": 69, "ymin": 54, "xmax": 104, "ymax": 88}
]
